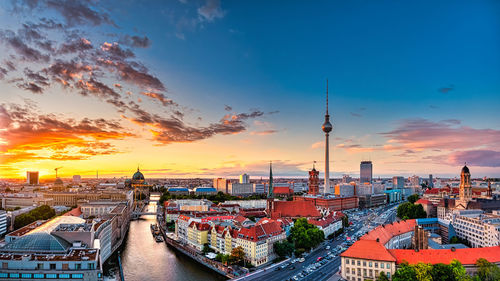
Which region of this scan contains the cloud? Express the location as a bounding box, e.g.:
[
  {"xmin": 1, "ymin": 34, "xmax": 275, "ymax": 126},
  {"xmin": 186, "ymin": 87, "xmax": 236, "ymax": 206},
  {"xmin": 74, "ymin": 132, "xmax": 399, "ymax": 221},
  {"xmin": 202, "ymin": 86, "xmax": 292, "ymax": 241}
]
[
  {"xmin": 0, "ymin": 102, "xmax": 133, "ymax": 164},
  {"xmin": 311, "ymin": 141, "xmax": 325, "ymax": 149},
  {"xmin": 17, "ymin": 0, "xmax": 115, "ymax": 27},
  {"xmin": 0, "ymin": 30, "xmax": 50, "ymax": 62},
  {"xmin": 17, "ymin": 82, "xmax": 44, "ymax": 94},
  {"xmin": 58, "ymin": 37, "xmax": 93, "ymax": 54},
  {"xmin": 380, "ymin": 118, "xmax": 500, "ymax": 151},
  {"xmin": 119, "ymin": 35, "xmax": 151, "ymax": 48},
  {"xmin": 100, "ymin": 42, "xmax": 135, "ymax": 60},
  {"xmin": 438, "ymin": 85, "xmax": 454, "ymax": 94},
  {"xmin": 350, "ymin": 112, "xmax": 362, "ymax": 117},
  {"xmin": 224, "ymin": 105, "xmax": 232, "ymax": 111},
  {"xmin": 140, "ymin": 92, "xmax": 175, "ymax": 106},
  {"xmin": 198, "ymin": 0, "xmax": 225, "ymax": 22},
  {"xmin": 97, "ymin": 59, "xmax": 166, "ymax": 91},
  {"xmin": 336, "ymin": 143, "xmax": 375, "ymax": 153},
  {"xmin": 250, "ymin": 130, "xmax": 278, "ymax": 136},
  {"xmin": 447, "ymin": 150, "xmax": 500, "ymax": 167}
]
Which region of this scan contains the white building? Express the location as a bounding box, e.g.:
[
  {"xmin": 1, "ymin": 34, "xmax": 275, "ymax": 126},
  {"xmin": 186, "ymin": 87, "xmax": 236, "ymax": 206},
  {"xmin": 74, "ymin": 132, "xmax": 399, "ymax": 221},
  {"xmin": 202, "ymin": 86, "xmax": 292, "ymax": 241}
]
[
  {"xmin": 451, "ymin": 210, "xmax": 500, "ymax": 248},
  {"xmin": 239, "ymin": 173, "xmax": 250, "ymax": 184},
  {"xmin": 0, "ymin": 211, "xmax": 7, "ymax": 236}
]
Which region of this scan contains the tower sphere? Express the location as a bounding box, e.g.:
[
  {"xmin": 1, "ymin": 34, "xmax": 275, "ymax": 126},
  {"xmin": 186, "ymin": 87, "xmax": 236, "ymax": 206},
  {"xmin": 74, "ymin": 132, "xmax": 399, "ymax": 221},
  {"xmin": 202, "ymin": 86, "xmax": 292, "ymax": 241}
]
[{"xmin": 322, "ymin": 120, "xmax": 333, "ymax": 133}]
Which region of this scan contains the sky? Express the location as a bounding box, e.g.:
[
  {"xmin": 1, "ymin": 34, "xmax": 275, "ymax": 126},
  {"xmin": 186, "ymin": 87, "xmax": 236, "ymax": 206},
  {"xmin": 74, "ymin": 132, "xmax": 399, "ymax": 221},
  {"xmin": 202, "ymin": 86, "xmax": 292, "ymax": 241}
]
[{"xmin": 0, "ymin": 0, "xmax": 499, "ymax": 180}]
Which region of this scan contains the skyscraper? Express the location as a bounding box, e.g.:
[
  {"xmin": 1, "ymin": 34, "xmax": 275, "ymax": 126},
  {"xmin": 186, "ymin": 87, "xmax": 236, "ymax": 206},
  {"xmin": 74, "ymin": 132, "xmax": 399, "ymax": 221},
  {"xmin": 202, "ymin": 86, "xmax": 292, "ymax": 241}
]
[
  {"xmin": 239, "ymin": 173, "xmax": 250, "ymax": 184},
  {"xmin": 213, "ymin": 178, "xmax": 229, "ymax": 193},
  {"xmin": 428, "ymin": 174, "xmax": 434, "ymax": 188},
  {"xmin": 26, "ymin": 171, "xmax": 39, "ymax": 185},
  {"xmin": 360, "ymin": 161, "xmax": 373, "ymax": 184},
  {"xmin": 322, "ymin": 80, "xmax": 333, "ymax": 195},
  {"xmin": 393, "ymin": 176, "xmax": 405, "ymax": 189}
]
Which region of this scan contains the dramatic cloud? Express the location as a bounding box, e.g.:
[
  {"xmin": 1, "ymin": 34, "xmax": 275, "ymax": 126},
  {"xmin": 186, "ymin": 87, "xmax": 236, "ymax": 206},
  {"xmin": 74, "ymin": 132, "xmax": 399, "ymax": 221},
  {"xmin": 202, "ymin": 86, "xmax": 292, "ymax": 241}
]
[
  {"xmin": 140, "ymin": 92, "xmax": 174, "ymax": 106},
  {"xmin": 0, "ymin": 102, "xmax": 133, "ymax": 164},
  {"xmin": 59, "ymin": 38, "xmax": 93, "ymax": 54},
  {"xmin": 100, "ymin": 42, "xmax": 135, "ymax": 60},
  {"xmin": 16, "ymin": 0, "xmax": 114, "ymax": 27},
  {"xmin": 0, "ymin": 30, "xmax": 50, "ymax": 62},
  {"xmin": 447, "ymin": 150, "xmax": 500, "ymax": 167}
]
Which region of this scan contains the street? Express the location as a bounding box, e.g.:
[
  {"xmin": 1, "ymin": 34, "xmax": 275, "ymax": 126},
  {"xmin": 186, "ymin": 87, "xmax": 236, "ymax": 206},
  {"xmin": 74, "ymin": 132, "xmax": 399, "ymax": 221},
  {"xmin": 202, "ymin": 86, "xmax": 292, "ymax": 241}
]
[{"xmin": 235, "ymin": 203, "xmax": 399, "ymax": 281}]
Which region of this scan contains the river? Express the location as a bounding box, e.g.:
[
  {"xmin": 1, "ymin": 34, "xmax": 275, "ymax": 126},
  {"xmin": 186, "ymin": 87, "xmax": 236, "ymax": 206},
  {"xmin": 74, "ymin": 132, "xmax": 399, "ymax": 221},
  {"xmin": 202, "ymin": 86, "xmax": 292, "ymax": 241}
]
[{"xmin": 104, "ymin": 195, "xmax": 224, "ymax": 281}]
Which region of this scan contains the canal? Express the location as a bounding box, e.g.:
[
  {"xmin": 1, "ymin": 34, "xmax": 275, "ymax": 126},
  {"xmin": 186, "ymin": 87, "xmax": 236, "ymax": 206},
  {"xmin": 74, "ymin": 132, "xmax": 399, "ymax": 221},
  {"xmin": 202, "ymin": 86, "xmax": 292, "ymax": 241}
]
[{"xmin": 104, "ymin": 195, "xmax": 224, "ymax": 281}]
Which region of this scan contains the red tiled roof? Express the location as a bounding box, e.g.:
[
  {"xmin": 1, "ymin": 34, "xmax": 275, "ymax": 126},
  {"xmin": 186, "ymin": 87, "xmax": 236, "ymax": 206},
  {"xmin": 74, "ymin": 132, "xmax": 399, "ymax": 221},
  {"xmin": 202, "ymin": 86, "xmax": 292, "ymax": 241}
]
[
  {"xmin": 308, "ymin": 212, "xmax": 343, "ymax": 228},
  {"xmin": 341, "ymin": 240, "xmax": 396, "ymax": 262},
  {"xmin": 270, "ymin": 200, "xmax": 321, "ymax": 219},
  {"xmin": 425, "ymin": 188, "xmax": 440, "ymax": 194},
  {"xmin": 360, "ymin": 220, "xmax": 416, "ymax": 245},
  {"xmin": 389, "ymin": 246, "xmax": 500, "ymax": 265},
  {"xmin": 273, "ymin": 186, "xmax": 293, "ymax": 194},
  {"xmin": 63, "ymin": 207, "xmax": 82, "ymax": 217},
  {"xmin": 239, "ymin": 210, "xmax": 267, "ymax": 217},
  {"xmin": 237, "ymin": 221, "xmax": 283, "ymax": 242},
  {"xmin": 233, "ymin": 215, "xmax": 248, "ymax": 224},
  {"xmin": 415, "ymin": 199, "xmax": 432, "ymax": 205},
  {"xmin": 189, "ymin": 221, "xmax": 210, "ymax": 231}
]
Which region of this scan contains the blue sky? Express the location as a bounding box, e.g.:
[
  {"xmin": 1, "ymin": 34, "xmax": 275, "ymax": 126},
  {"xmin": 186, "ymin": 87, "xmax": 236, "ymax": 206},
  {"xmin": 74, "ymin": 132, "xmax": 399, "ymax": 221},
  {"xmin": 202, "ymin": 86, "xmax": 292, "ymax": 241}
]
[{"xmin": 0, "ymin": 0, "xmax": 499, "ymax": 179}]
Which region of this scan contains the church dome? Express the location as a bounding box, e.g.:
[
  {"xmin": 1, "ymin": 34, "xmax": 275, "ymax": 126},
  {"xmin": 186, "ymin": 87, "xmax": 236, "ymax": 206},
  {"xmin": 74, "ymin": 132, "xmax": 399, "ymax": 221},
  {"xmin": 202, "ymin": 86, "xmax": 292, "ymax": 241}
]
[
  {"xmin": 132, "ymin": 168, "xmax": 145, "ymax": 181},
  {"xmin": 54, "ymin": 178, "xmax": 63, "ymax": 186},
  {"xmin": 461, "ymin": 165, "xmax": 470, "ymax": 174}
]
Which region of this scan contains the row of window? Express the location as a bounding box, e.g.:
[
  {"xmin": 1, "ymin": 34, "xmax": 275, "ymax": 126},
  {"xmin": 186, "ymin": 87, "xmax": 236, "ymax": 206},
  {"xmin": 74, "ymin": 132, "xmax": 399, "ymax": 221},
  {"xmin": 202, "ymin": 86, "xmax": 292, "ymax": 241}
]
[
  {"xmin": 345, "ymin": 267, "xmax": 391, "ymax": 279},
  {"xmin": 0, "ymin": 273, "xmax": 84, "ymax": 279},
  {"xmin": 344, "ymin": 259, "xmax": 390, "ymax": 269}
]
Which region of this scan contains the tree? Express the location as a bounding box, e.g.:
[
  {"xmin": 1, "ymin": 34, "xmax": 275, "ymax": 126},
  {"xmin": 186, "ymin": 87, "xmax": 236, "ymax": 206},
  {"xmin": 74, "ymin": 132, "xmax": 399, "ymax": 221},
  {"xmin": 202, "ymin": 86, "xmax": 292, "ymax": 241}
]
[
  {"xmin": 202, "ymin": 243, "xmax": 212, "ymax": 255},
  {"xmin": 413, "ymin": 263, "xmax": 433, "ymax": 281},
  {"xmin": 274, "ymin": 241, "xmax": 294, "ymax": 258},
  {"xmin": 397, "ymin": 202, "xmax": 427, "ymax": 219},
  {"xmin": 376, "ymin": 272, "xmax": 390, "ymax": 281},
  {"xmin": 431, "ymin": 263, "xmax": 454, "ymax": 281},
  {"xmin": 13, "ymin": 205, "xmax": 56, "ymax": 229},
  {"xmin": 407, "ymin": 194, "xmax": 420, "ymax": 204},
  {"xmin": 475, "ymin": 258, "xmax": 500, "ymax": 281},
  {"xmin": 289, "ymin": 218, "xmax": 324, "ymax": 251},
  {"xmin": 342, "ymin": 214, "xmax": 349, "ymax": 228},
  {"xmin": 450, "ymin": 260, "xmax": 470, "ymax": 281},
  {"xmin": 230, "ymin": 246, "xmax": 246, "ymax": 265},
  {"xmin": 393, "ymin": 262, "xmax": 417, "ymax": 281}
]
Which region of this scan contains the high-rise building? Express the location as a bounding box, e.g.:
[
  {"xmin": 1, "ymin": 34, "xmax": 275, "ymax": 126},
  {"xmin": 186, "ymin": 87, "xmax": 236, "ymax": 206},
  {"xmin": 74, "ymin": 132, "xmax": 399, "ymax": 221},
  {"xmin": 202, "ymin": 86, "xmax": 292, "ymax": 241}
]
[
  {"xmin": 342, "ymin": 174, "xmax": 353, "ymax": 184},
  {"xmin": 393, "ymin": 176, "xmax": 405, "ymax": 189},
  {"xmin": 239, "ymin": 173, "xmax": 250, "ymax": 184},
  {"xmin": 322, "ymin": 80, "xmax": 333, "ymax": 195},
  {"xmin": 409, "ymin": 175, "xmax": 420, "ymax": 187},
  {"xmin": 213, "ymin": 178, "xmax": 229, "ymax": 193},
  {"xmin": 428, "ymin": 174, "xmax": 434, "ymax": 188},
  {"xmin": 0, "ymin": 211, "xmax": 6, "ymax": 236},
  {"xmin": 360, "ymin": 161, "xmax": 373, "ymax": 184},
  {"xmin": 26, "ymin": 171, "xmax": 39, "ymax": 185},
  {"xmin": 73, "ymin": 175, "xmax": 82, "ymax": 183}
]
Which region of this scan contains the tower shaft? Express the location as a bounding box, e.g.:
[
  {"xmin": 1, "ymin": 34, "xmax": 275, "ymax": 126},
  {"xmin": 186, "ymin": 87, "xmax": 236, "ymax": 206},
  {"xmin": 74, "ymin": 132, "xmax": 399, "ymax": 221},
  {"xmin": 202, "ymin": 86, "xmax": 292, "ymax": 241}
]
[{"xmin": 325, "ymin": 133, "xmax": 329, "ymax": 194}]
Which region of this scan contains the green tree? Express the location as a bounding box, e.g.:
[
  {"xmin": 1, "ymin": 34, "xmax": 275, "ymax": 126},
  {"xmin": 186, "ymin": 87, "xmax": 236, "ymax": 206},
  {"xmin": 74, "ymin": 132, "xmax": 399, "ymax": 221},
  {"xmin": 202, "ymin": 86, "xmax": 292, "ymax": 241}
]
[
  {"xmin": 475, "ymin": 258, "xmax": 500, "ymax": 281},
  {"xmin": 393, "ymin": 262, "xmax": 417, "ymax": 281},
  {"xmin": 397, "ymin": 202, "xmax": 426, "ymax": 219},
  {"xmin": 202, "ymin": 243, "xmax": 212, "ymax": 255},
  {"xmin": 414, "ymin": 263, "xmax": 433, "ymax": 281},
  {"xmin": 376, "ymin": 272, "xmax": 390, "ymax": 281},
  {"xmin": 431, "ymin": 263, "xmax": 454, "ymax": 281},
  {"xmin": 274, "ymin": 241, "xmax": 294, "ymax": 258},
  {"xmin": 450, "ymin": 260, "xmax": 470, "ymax": 281},
  {"xmin": 407, "ymin": 194, "xmax": 420, "ymax": 204},
  {"xmin": 289, "ymin": 218, "xmax": 324, "ymax": 251}
]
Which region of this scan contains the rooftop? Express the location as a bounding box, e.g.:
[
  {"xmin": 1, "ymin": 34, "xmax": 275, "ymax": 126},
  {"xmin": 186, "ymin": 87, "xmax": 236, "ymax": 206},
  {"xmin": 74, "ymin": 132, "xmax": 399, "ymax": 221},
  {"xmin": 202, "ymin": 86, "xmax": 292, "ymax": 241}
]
[
  {"xmin": 360, "ymin": 220, "xmax": 416, "ymax": 245},
  {"xmin": 341, "ymin": 240, "xmax": 396, "ymax": 262},
  {"xmin": 389, "ymin": 246, "xmax": 500, "ymax": 265}
]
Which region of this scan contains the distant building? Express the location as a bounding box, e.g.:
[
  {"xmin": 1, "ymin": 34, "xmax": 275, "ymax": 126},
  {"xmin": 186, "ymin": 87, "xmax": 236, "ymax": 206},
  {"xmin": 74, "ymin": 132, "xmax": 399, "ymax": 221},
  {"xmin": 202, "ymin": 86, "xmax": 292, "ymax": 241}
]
[
  {"xmin": 393, "ymin": 176, "xmax": 405, "ymax": 189},
  {"xmin": 213, "ymin": 178, "xmax": 229, "ymax": 193},
  {"xmin": 334, "ymin": 184, "xmax": 355, "ymax": 197},
  {"xmin": 193, "ymin": 187, "xmax": 217, "ymax": 195},
  {"xmin": 342, "ymin": 174, "xmax": 353, "ymax": 184},
  {"xmin": 429, "ymin": 174, "xmax": 434, "ymax": 188},
  {"xmin": 228, "ymin": 183, "xmax": 253, "ymax": 196},
  {"xmin": 360, "ymin": 161, "xmax": 373, "ymax": 184},
  {"xmin": 72, "ymin": 175, "xmax": 81, "ymax": 184},
  {"xmin": 253, "ymin": 183, "xmax": 265, "ymax": 194},
  {"xmin": 409, "ymin": 175, "xmax": 420, "ymax": 187},
  {"xmin": 26, "ymin": 171, "xmax": 39, "ymax": 185},
  {"xmin": 239, "ymin": 173, "xmax": 250, "ymax": 184}
]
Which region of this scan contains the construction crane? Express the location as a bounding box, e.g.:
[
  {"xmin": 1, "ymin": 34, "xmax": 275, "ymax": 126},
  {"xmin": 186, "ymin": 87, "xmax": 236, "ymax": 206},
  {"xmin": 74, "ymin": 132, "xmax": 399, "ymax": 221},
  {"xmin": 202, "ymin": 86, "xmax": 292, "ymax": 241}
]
[{"xmin": 54, "ymin": 167, "xmax": 63, "ymax": 178}]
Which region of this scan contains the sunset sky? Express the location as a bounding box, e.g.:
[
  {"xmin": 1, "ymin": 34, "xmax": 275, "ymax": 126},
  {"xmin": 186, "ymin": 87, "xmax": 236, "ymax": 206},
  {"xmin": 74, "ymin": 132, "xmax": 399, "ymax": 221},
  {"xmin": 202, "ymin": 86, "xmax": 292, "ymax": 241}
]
[{"xmin": 1, "ymin": 0, "xmax": 499, "ymax": 180}]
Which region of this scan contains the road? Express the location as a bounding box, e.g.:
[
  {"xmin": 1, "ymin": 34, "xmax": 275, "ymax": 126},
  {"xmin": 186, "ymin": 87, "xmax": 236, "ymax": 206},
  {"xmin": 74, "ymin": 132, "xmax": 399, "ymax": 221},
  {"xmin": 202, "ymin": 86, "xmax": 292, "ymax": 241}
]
[{"xmin": 235, "ymin": 203, "xmax": 399, "ymax": 281}]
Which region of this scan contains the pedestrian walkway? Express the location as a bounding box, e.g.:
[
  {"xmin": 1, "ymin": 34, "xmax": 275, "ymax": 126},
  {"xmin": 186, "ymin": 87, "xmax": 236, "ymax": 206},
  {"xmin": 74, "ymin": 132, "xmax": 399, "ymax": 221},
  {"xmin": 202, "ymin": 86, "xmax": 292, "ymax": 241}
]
[{"xmin": 326, "ymin": 273, "xmax": 342, "ymax": 281}]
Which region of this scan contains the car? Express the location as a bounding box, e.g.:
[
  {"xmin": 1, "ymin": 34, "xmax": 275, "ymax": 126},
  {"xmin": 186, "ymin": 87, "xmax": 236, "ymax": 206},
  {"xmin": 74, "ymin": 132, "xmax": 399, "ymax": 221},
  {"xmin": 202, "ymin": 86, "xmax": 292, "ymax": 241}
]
[
  {"xmin": 291, "ymin": 259, "xmax": 297, "ymax": 264},
  {"xmin": 326, "ymin": 245, "xmax": 331, "ymax": 250},
  {"xmin": 292, "ymin": 276, "xmax": 298, "ymax": 281},
  {"xmin": 316, "ymin": 256, "xmax": 323, "ymax": 262},
  {"xmin": 290, "ymin": 266, "xmax": 296, "ymax": 270},
  {"xmin": 299, "ymin": 257, "xmax": 305, "ymax": 263}
]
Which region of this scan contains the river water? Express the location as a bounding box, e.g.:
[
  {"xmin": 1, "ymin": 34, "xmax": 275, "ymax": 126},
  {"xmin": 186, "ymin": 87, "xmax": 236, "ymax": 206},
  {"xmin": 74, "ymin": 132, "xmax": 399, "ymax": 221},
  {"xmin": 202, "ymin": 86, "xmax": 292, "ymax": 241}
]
[{"xmin": 104, "ymin": 195, "xmax": 223, "ymax": 281}]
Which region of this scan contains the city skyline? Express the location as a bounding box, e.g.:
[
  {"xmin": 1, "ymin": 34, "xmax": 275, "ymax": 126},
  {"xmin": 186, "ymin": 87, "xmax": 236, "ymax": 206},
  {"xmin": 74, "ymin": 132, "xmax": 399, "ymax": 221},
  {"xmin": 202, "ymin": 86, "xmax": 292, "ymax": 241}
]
[{"xmin": 1, "ymin": 1, "xmax": 500, "ymax": 179}]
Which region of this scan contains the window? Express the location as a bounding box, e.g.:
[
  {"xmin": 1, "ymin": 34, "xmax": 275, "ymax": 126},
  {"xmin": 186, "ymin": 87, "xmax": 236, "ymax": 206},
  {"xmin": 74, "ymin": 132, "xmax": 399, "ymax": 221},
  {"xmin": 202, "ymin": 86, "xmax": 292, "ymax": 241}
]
[
  {"xmin": 34, "ymin": 274, "xmax": 44, "ymax": 278},
  {"xmin": 37, "ymin": 263, "xmax": 44, "ymax": 270},
  {"xmin": 363, "ymin": 261, "xmax": 366, "ymax": 266},
  {"xmin": 59, "ymin": 274, "xmax": 70, "ymax": 278},
  {"xmin": 375, "ymin": 262, "xmax": 378, "ymax": 268},
  {"xmin": 369, "ymin": 262, "xmax": 372, "ymax": 267},
  {"xmin": 21, "ymin": 274, "xmax": 32, "ymax": 278},
  {"xmin": 50, "ymin": 263, "xmax": 56, "ymax": 270},
  {"xmin": 46, "ymin": 274, "xmax": 58, "ymax": 279},
  {"xmin": 75, "ymin": 263, "xmax": 82, "ymax": 270},
  {"xmin": 346, "ymin": 259, "xmax": 349, "ymax": 264},
  {"xmin": 9, "ymin": 273, "xmax": 19, "ymax": 278},
  {"xmin": 63, "ymin": 263, "xmax": 69, "ymax": 270},
  {"xmin": 1, "ymin": 262, "xmax": 7, "ymax": 269},
  {"xmin": 380, "ymin": 263, "xmax": 384, "ymax": 269},
  {"xmin": 357, "ymin": 260, "xmax": 360, "ymax": 266}
]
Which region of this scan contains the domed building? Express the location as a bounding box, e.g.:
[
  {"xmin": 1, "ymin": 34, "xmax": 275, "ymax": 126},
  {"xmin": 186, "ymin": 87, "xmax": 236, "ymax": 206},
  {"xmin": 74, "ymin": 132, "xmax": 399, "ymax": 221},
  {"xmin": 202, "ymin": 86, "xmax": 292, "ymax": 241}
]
[
  {"xmin": 53, "ymin": 177, "xmax": 65, "ymax": 192},
  {"xmin": 125, "ymin": 167, "xmax": 152, "ymax": 190}
]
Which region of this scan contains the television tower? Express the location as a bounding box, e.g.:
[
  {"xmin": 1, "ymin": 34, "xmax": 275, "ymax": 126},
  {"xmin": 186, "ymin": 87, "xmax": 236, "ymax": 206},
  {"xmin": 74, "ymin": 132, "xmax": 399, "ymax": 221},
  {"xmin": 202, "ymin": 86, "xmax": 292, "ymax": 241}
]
[{"xmin": 322, "ymin": 80, "xmax": 333, "ymax": 194}]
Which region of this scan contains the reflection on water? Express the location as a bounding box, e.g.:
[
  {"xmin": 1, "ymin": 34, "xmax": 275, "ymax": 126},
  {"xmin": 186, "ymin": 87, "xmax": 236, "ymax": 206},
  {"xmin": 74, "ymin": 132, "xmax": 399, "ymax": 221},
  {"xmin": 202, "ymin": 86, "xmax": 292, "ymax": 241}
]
[{"xmin": 105, "ymin": 195, "xmax": 223, "ymax": 281}]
